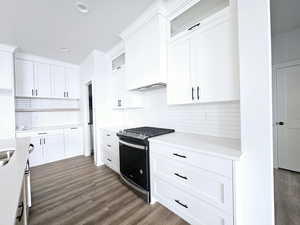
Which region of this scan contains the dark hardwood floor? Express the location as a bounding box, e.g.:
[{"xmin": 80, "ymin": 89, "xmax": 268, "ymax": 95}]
[
  {"xmin": 275, "ymin": 169, "xmax": 300, "ymax": 225},
  {"xmin": 29, "ymin": 156, "xmax": 189, "ymax": 225}
]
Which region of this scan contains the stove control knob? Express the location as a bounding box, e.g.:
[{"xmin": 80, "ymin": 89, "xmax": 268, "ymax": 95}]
[{"xmin": 139, "ymin": 169, "xmax": 143, "ymax": 175}]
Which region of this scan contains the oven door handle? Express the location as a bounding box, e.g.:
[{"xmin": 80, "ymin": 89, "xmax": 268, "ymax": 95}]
[{"xmin": 119, "ymin": 140, "xmax": 146, "ymax": 150}]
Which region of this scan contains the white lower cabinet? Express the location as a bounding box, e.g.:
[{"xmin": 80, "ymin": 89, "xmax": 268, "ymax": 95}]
[
  {"xmin": 100, "ymin": 129, "xmax": 119, "ymax": 173},
  {"xmin": 150, "ymin": 142, "xmax": 234, "ymax": 225},
  {"xmin": 21, "ymin": 127, "xmax": 83, "ymax": 167},
  {"xmin": 44, "ymin": 134, "xmax": 65, "ymax": 163},
  {"xmin": 64, "ymin": 127, "xmax": 83, "ymax": 158}
]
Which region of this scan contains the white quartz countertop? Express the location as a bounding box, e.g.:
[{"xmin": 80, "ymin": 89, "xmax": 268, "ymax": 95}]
[
  {"xmin": 16, "ymin": 124, "xmax": 82, "ymax": 134},
  {"xmin": 0, "ymin": 138, "xmax": 30, "ymax": 225},
  {"xmin": 149, "ymin": 132, "xmax": 242, "ymax": 160}
]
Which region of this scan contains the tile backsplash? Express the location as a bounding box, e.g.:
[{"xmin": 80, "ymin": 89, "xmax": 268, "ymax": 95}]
[
  {"xmin": 15, "ymin": 98, "xmax": 80, "ymax": 129},
  {"xmin": 121, "ymin": 88, "xmax": 240, "ymax": 139}
]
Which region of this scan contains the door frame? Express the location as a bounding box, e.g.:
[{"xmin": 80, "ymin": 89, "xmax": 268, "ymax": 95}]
[
  {"xmin": 83, "ymin": 80, "xmax": 97, "ymax": 164},
  {"xmin": 272, "ymin": 59, "xmax": 300, "ymax": 168}
]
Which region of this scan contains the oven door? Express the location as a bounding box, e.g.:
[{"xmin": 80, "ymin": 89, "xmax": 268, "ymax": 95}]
[{"xmin": 119, "ymin": 139, "xmax": 149, "ymax": 191}]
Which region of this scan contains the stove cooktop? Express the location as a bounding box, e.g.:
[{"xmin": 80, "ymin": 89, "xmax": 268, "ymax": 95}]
[{"xmin": 118, "ymin": 127, "xmax": 175, "ymax": 140}]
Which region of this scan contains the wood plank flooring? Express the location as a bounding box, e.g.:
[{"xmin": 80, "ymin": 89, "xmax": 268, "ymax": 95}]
[
  {"xmin": 29, "ymin": 156, "xmax": 189, "ymax": 225},
  {"xmin": 275, "ymin": 169, "xmax": 300, "ymax": 225}
]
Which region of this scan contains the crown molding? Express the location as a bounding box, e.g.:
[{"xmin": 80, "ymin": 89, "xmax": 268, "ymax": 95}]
[
  {"xmin": 106, "ymin": 41, "xmax": 125, "ymax": 60},
  {"xmin": 15, "ymin": 52, "xmax": 79, "ymax": 68},
  {"xmin": 0, "ymin": 43, "xmax": 18, "ymax": 53},
  {"xmin": 120, "ymin": 0, "xmax": 167, "ymax": 40}
]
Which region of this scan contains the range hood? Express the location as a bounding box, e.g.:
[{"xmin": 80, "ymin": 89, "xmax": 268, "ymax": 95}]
[{"xmin": 132, "ymin": 83, "xmax": 166, "ymax": 91}]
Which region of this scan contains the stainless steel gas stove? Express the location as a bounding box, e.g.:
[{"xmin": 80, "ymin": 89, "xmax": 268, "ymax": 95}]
[{"xmin": 117, "ymin": 127, "xmax": 175, "ymax": 203}]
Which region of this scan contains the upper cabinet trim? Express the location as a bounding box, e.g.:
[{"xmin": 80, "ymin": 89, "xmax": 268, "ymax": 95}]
[
  {"xmin": 15, "ymin": 53, "xmax": 79, "ymax": 69},
  {"xmin": 120, "ymin": 0, "xmax": 167, "ymax": 40},
  {"xmin": 0, "ymin": 44, "xmax": 18, "ymax": 53}
]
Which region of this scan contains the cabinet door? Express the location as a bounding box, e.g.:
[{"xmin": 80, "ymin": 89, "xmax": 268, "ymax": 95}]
[
  {"xmin": 191, "ymin": 19, "xmax": 239, "ymax": 102},
  {"xmin": 167, "ymin": 38, "xmax": 193, "ymax": 105},
  {"xmin": 0, "ymin": 96, "xmax": 15, "ymax": 139},
  {"xmin": 51, "ymin": 65, "xmax": 65, "ymax": 98},
  {"xmin": 15, "ymin": 59, "xmax": 35, "ymax": 97},
  {"xmin": 34, "ymin": 62, "xmax": 51, "ymax": 97},
  {"xmin": 0, "ymin": 51, "xmax": 13, "ymax": 89},
  {"xmin": 29, "ymin": 137, "xmax": 44, "ymax": 167},
  {"xmin": 65, "ymin": 67, "xmax": 80, "ymax": 99},
  {"xmin": 44, "ymin": 134, "xmax": 65, "ymax": 163},
  {"xmin": 65, "ymin": 128, "xmax": 83, "ymax": 158},
  {"xmin": 125, "ymin": 15, "xmax": 166, "ymax": 90}
]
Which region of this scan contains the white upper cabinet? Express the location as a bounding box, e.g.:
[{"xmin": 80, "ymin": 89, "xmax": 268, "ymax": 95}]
[
  {"xmin": 65, "ymin": 67, "xmax": 80, "ymax": 99},
  {"xmin": 34, "ymin": 62, "xmax": 51, "ymax": 97},
  {"xmin": 190, "ymin": 17, "xmax": 239, "ymax": 102},
  {"xmin": 121, "ymin": 11, "xmax": 168, "ymax": 90},
  {"xmin": 167, "ymin": 8, "xmax": 239, "ymax": 105},
  {"xmin": 51, "ymin": 65, "xmax": 65, "ymax": 98},
  {"xmin": 15, "ymin": 54, "xmax": 80, "ymax": 99},
  {"xmin": 15, "ymin": 59, "xmax": 35, "ymax": 97},
  {"xmin": 0, "ymin": 51, "xmax": 14, "ymax": 90},
  {"xmin": 167, "ymin": 37, "xmax": 192, "ymax": 105}
]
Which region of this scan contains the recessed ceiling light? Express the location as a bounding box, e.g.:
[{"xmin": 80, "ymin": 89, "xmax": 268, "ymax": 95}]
[
  {"xmin": 60, "ymin": 48, "xmax": 70, "ymax": 53},
  {"xmin": 76, "ymin": 1, "xmax": 89, "ymax": 13}
]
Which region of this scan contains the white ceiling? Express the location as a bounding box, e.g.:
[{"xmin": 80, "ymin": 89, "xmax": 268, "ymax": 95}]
[
  {"xmin": 271, "ymin": 0, "xmax": 300, "ymax": 36},
  {"xmin": 0, "ymin": 0, "xmax": 154, "ymax": 64}
]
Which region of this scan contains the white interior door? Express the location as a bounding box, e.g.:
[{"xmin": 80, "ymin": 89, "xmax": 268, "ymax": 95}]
[{"xmin": 277, "ymin": 64, "xmax": 300, "ymax": 172}]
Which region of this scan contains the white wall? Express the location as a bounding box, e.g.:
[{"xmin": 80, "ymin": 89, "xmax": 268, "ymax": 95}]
[
  {"xmin": 80, "ymin": 50, "xmax": 112, "ymax": 165},
  {"xmin": 235, "ymin": 0, "xmax": 275, "ymax": 224},
  {"xmin": 272, "ymin": 27, "xmax": 300, "ymax": 65},
  {"xmin": 122, "ymin": 88, "xmax": 240, "ymax": 138}
]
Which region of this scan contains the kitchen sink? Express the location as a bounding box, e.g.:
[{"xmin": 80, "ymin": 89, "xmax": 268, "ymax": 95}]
[{"xmin": 0, "ymin": 150, "xmax": 15, "ymax": 167}]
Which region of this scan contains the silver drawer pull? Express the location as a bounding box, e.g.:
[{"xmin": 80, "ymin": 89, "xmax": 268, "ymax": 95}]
[
  {"xmin": 174, "ymin": 173, "xmax": 188, "ymax": 180},
  {"xmin": 106, "ymin": 134, "xmax": 111, "ymax": 137},
  {"xmin": 173, "ymin": 153, "xmax": 186, "ymax": 158},
  {"xmin": 175, "ymin": 200, "xmax": 188, "ymax": 209},
  {"xmin": 107, "ymin": 158, "xmax": 112, "ymax": 162},
  {"xmin": 38, "ymin": 132, "xmax": 47, "ymax": 135},
  {"xmin": 107, "ymin": 145, "xmax": 111, "ymax": 148}
]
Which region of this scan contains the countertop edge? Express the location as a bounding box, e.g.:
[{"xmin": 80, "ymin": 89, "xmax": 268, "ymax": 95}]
[{"xmin": 149, "ymin": 135, "xmax": 242, "ymax": 161}]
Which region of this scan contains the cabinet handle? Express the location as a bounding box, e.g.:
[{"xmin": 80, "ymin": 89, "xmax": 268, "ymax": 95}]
[
  {"xmin": 188, "ymin": 23, "xmax": 200, "ymax": 31},
  {"xmin": 67, "ymin": 92, "xmax": 69, "ymax": 97},
  {"xmin": 44, "ymin": 138, "xmax": 46, "ymax": 145},
  {"xmin": 175, "ymin": 200, "xmax": 188, "ymax": 209},
  {"xmin": 64, "ymin": 92, "xmax": 66, "ymax": 97},
  {"xmin": 32, "ymin": 89, "xmax": 34, "ymax": 96},
  {"xmin": 106, "ymin": 134, "xmax": 111, "ymax": 137},
  {"xmin": 16, "ymin": 201, "xmax": 24, "ymax": 222},
  {"xmin": 107, "ymin": 158, "xmax": 112, "ymax": 162},
  {"xmin": 173, "ymin": 153, "xmax": 187, "ymax": 159},
  {"xmin": 35, "ymin": 89, "xmax": 38, "ymax": 96},
  {"xmin": 40, "ymin": 138, "xmax": 42, "ymax": 145},
  {"xmin": 38, "ymin": 132, "xmax": 47, "ymax": 135},
  {"xmin": 192, "ymin": 87, "xmax": 194, "ymax": 100},
  {"xmin": 174, "ymin": 173, "xmax": 188, "ymax": 180},
  {"xmin": 107, "ymin": 144, "xmax": 111, "ymax": 148},
  {"xmin": 71, "ymin": 127, "xmax": 78, "ymax": 130},
  {"xmin": 197, "ymin": 86, "xmax": 200, "ymax": 100}
]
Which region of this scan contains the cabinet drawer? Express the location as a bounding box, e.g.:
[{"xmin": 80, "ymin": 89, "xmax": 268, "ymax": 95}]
[
  {"xmin": 152, "ymin": 177, "xmax": 233, "ymax": 225},
  {"xmin": 103, "ymin": 150, "xmax": 114, "ymax": 169},
  {"xmin": 150, "ymin": 142, "xmax": 232, "ymax": 178},
  {"xmin": 151, "ymin": 154, "xmax": 233, "ymax": 213}
]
